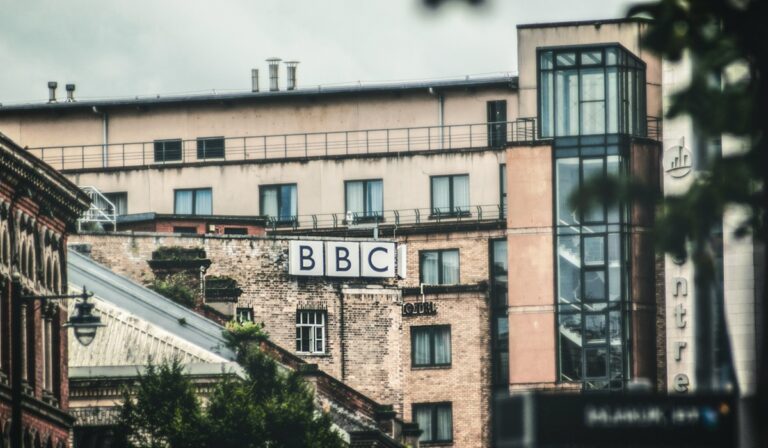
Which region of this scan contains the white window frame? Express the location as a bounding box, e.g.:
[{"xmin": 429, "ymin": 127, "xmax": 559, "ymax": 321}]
[{"xmin": 296, "ymin": 310, "xmax": 326, "ymax": 354}]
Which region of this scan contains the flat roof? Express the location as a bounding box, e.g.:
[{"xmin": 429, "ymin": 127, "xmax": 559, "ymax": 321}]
[
  {"xmin": 517, "ymin": 17, "xmax": 652, "ymax": 30},
  {"xmin": 0, "ymin": 75, "xmax": 517, "ymax": 113}
]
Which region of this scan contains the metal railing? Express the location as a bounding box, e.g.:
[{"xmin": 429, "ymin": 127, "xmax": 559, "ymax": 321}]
[
  {"xmin": 265, "ymin": 203, "xmax": 507, "ymax": 232},
  {"xmin": 77, "ymin": 186, "xmax": 116, "ymax": 231},
  {"xmin": 26, "ymin": 119, "xmax": 538, "ymax": 171}
]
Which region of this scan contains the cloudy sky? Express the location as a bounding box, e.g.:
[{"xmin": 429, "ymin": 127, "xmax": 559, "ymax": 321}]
[{"xmin": 0, "ymin": 0, "xmax": 639, "ymax": 104}]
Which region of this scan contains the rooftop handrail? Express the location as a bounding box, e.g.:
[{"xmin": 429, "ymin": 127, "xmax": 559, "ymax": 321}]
[{"xmin": 26, "ymin": 118, "xmax": 539, "ymax": 171}]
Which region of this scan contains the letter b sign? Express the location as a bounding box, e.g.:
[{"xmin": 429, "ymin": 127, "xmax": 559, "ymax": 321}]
[
  {"xmin": 325, "ymin": 242, "xmax": 360, "ymax": 277},
  {"xmin": 289, "ymin": 241, "xmax": 324, "ymax": 276}
]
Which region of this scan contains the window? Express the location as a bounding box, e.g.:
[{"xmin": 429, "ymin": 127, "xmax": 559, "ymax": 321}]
[
  {"xmin": 154, "ymin": 139, "xmax": 182, "ymax": 162},
  {"xmin": 420, "ymin": 249, "xmax": 459, "ymax": 285},
  {"xmin": 224, "ymin": 227, "xmax": 248, "ymax": 235},
  {"xmin": 296, "ymin": 310, "xmax": 326, "ymax": 354},
  {"xmin": 345, "ymin": 179, "xmax": 383, "ymax": 221},
  {"xmin": 411, "ymin": 325, "xmax": 451, "ymax": 367},
  {"xmin": 538, "ymin": 45, "xmax": 646, "ymax": 138},
  {"xmin": 487, "ymin": 100, "xmax": 507, "ymax": 147},
  {"xmin": 430, "ymin": 175, "xmax": 469, "ymax": 216},
  {"xmin": 100, "ymin": 192, "xmax": 127, "ymax": 216},
  {"xmin": 197, "ymin": 137, "xmax": 225, "ymax": 159},
  {"xmin": 236, "ymin": 307, "xmax": 253, "ymax": 323},
  {"xmin": 260, "ymin": 184, "xmax": 297, "ymax": 224},
  {"xmin": 413, "ymin": 403, "xmax": 452, "ymax": 444},
  {"xmin": 174, "ymin": 188, "xmax": 212, "ymax": 215},
  {"xmin": 499, "ymin": 164, "xmax": 507, "ymax": 215},
  {"xmin": 172, "ymin": 226, "xmax": 197, "ymax": 234}
]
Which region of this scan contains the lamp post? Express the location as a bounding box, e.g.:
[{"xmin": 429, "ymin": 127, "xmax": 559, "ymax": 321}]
[{"xmin": 10, "ymin": 273, "xmax": 104, "ymax": 447}]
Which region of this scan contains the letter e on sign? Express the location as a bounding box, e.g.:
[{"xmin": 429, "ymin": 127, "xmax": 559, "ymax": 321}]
[
  {"xmin": 360, "ymin": 242, "xmax": 395, "ymax": 278},
  {"xmin": 289, "ymin": 240, "xmax": 324, "ymax": 276},
  {"xmin": 325, "ymin": 242, "xmax": 360, "ymax": 277}
]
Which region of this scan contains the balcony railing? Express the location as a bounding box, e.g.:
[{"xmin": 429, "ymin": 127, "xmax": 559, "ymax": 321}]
[
  {"xmin": 265, "ymin": 203, "xmax": 507, "ymax": 232},
  {"xmin": 25, "ymin": 119, "xmax": 538, "ymax": 171}
]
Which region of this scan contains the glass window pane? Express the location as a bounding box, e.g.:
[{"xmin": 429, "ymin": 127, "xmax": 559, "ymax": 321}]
[
  {"xmin": 583, "ymin": 236, "xmax": 605, "ymax": 266},
  {"xmin": 606, "ymin": 155, "xmax": 620, "ymax": 222},
  {"xmin": 581, "ymin": 68, "xmax": 605, "ymax": 101},
  {"xmin": 174, "ymin": 190, "xmax": 193, "ymax": 214},
  {"xmin": 434, "ymin": 327, "xmax": 451, "ymax": 365},
  {"xmin": 606, "ymin": 48, "xmax": 618, "ymax": 65},
  {"xmin": 279, "ymin": 185, "xmax": 295, "ymax": 220},
  {"xmin": 581, "ymin": 101, "xmax": 606, "ymax": 135},
  {"xmin": 584, "ymin": 270, "xmax": 606, "ymax": 301},
  {"xmin": 346, "ymin": 181, "xmax": 364, "ymax": 214},
  {"xmin": 556, "ymin": 52, "xmax": 576, "ymax": 67},
  {"xmin": 608, "ymin": 233, "xmax": 621, "ymax": 301},
  {"xmin": 260, "ymin": 187, "xmax": 278, "ymax": 218},
  {"xmin": 195, "ymin": 189, "xmax": 212, "ymax": 215},
  {"xmin": 452, "ymin": 175, "xmax": 469, "ymax": 213},
  {"xmin": 495, "ymin": 317, "xmax": 508, "ymax": 343},
  {"xmin": 558, "ymin": 313, "xmax": 582, "ymax": 381},
  {"xmin": 367, "ymin": 180, "xmax": 383, "ymax": 215},
  {"xmin": 607, "ymin": 67, "xmax": 619, "ymax": 133},
  {"xmin": 555, "ymin": 158, "xmax": 580, "ymax": 225},
  {"xmin": 540, "ymin": 51, "xmax": 553, "ymax": 69},
  {"xmin": 540, "ymin": 71, "xmax": 554, "ymax": 137},
  {"xmin": 556, "ymin": 70, "xmax": 579, "ymax": 136},
  {"xmin": 413, "ymin": 329, "xmax": 431, "ymax": 366},
  {"xmin": 581, "ymin": 50, "xmax": 602, "ymax": 65},
  {"xmin": 582, "ymin": 159, "xmax": 604, "ymax": 222},
  {"xmin": 441, "ymin": 250, "xmax": 459, "ymax": 285},
  {"xmin": 421, "ymin": 252, "xmax": 439, "ymax": 284},
  {"xmin": 585, "ymin": 314, "xmax": 607, "ymax": 344},
  {"xmin": 585, "ymin": 347, "xmax": 608, "ymax": 378},
  {"xmin": 431, "ymin": 177, "xmax": 450, "ymax": 214},
  {"xmin": 557, "ymin": 235, "xmax": 581, "ymax": 304},
  {"xmin": 415, "ymin": 407, "xmax": 433, "ymax": 442},
  {"xmin": 436, "ymin": 405, "xmax": 452, "ymax": 441}
]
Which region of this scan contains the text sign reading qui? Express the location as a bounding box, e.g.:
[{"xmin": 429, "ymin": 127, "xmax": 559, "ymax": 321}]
[{"xmin": 288, "ymin": 241, "xmax": 405, "ymax": 278}]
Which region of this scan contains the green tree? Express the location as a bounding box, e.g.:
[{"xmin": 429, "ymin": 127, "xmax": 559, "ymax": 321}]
[{"xmin": 114, "ymin": 322, "xmax": 345, "ymax": 448}]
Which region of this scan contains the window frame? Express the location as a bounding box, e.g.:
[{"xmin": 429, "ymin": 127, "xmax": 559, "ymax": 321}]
[
  {"xmin": 173, "ymin": 187, "xmax": 213, "ymax": 216},
  {"xmin": 259, "ymin": 183, "xmax": 298, "ymax": 225},
  {"xmin": 102, "ymin": 191, "xmax": 128, "ymax": 216},
  {"xmin": 487, "ymin": 100, "xmax": 508, "ymax": 148},
  {"xmin": 410, "ymin": 325, "xmax": 452, "ymax": 368},
  {"xmin": 429, "ymin": 174, "xmax": 470, "ymax": 217},
  {"xmin": 344, "ymin": 178, "xmax": 384, "ymax": 222},
  {"xmin": 196, "ymin": 136, "xmax": 225, "ymax": 160},
  {"xmin": 412, "ymin": 402, "xmax": 453, "ymax": 444},
  {"xmin": 419, "ymin": 249, "xmax": 460, "ymax": 285},
  {"xmin": 236, "ymin": 307, "xmax": 254, "ymax": 323},
  {"xmin": 153, "ymin": 138, "xmax": 183, "ymax": 163},
  {"xmin": 295, "ymin": 310, "xmax": 327, "ymax": 355}
]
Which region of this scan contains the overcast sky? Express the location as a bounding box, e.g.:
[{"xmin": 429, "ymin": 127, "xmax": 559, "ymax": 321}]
[{"xmin": 0, "ymin": 0, "xmax": 639, "ymax": 105}]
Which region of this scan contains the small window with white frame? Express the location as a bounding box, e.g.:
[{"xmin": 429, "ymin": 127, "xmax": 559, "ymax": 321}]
[
  {"xmin": 296, "ymin": 310, "xmax": 326, "ymax": 354},
  {"xmin": 236, "ymin": 307, "xmax": 253, "ymax": 323}
]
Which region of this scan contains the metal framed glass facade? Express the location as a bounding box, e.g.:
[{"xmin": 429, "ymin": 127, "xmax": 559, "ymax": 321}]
[
  {"xmin": 540, "ymin": 43, "xmax": 645, "ymax": 391},
  {"xmin": 539, "ymin": 45, "xmax": 646, "ymax": 139}
]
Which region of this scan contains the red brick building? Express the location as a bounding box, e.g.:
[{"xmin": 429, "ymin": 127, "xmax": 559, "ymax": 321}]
[{"xmin": 0, "ymin": 132, "xmax": 89, "ymax": 447}]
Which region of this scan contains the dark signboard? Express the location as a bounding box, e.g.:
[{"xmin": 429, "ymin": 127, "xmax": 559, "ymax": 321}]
[
  {"xmin": 402, "ymin": 301, "xmax": 437, "ymax": 316},
  {"xmin": 494, "ymin": 392, "xmax": 736, "ymax": 448}
]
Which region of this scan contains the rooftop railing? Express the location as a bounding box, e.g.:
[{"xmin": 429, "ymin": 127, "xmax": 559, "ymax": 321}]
[
  {"xmin": 26, "ymin": 119, "xmax": 538, "ymax": 171},
  {"xmin": 264, "ymin": 203, "xmax": 507, "ymax": 232}
]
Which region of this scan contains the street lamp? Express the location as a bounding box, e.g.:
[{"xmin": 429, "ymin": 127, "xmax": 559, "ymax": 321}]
[{"xmin": 10, "ymin": 273, "xmax": 105, "ymax": 447}]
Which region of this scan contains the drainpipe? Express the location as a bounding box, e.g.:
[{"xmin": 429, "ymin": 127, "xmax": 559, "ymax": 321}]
[
  {"xmin": 92, "ymin": 106, "xmax": 108, "ymax": 168},
  {"xmin": 336, "ymin": 285, "xmax": 346, "ymax": 381}
]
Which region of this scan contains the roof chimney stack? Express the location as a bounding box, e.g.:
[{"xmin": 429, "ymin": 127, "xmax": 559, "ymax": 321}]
[
  {"xmin": 66, "ymin": 84, "xmax": 76, "ymax": 102},
  {"xmin": 251, "ymin": 69, "xmax": 260, "ymax": 93},
  {"xmin": 47, "ymin": 81, "xmax": 58, "ymax": 103},
  {"xmin": 266, "ymin": 58, "xmax": 281, "ymax": 91},
  {"xmin": 284, "ymin": 61, "xmax": 299, "ymax": 91}
]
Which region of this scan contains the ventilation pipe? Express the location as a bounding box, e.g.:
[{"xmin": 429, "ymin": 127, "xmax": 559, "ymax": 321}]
[
  {"xmin": 251, "ymin": 69, "xmax": 260, "ymax": 93},
  {"xmin": 47, "ymin": 82, "xmax": 58, "ymax": 103},
  {"xmin": 266, "ymin": 58, "xmax": 281, "ymax": 91},
  {"xmin": 66, "ymin": 84, "xmax": 76, "ymax": 102},
  {"xmin": 284, "ymin": 61, "xmax": 299, "ymax": 91}
]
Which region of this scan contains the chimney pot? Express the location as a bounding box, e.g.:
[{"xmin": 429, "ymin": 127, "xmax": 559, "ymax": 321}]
[
  {"xmin": 266, "ymin": 58, "xmax": 281, "ymax": 91},
  {"xmin": 47, "ymin": 81, "xmax": 58, "ymax": 103},
  {"xmin": 251, "ymin": 69, "xmax": 260, "ymax": 93},
  {"xmin": 284, "ymin": 61, "xmax": 299, "ymax": 91},
  {"xmin": 66, "ymin": 84, "xmax": 76, "ymax": 102}
]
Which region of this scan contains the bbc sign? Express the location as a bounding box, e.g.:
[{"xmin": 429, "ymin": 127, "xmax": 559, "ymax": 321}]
[{"xmin": 288, "ymin": 241, "xmax": 406, "ymax": 278}]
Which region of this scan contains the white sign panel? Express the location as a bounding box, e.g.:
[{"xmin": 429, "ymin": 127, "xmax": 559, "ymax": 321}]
[
  {"xmin": 325, "ymin": 241, "xmax": 360, "ymax": 277},
  {"xmin": 397, "ymin": 244, "xmax": 407, "ymax": 279},
  {"xmin": 360, "ymin": 242, "xmax": 395, "ymax": 278},
  {"xmin": 288, "ymin": 240, "xmax": 324, "ymax": 276}
]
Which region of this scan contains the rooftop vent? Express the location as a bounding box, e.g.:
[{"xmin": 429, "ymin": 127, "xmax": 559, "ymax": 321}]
[
  {"xmin": 284, "ymin": 61, "xmax": 299, "ymax": 91},
  {"xmin": 66, "ymin": 84, "xmax": 76, "ymax": 102},
  {"xmin": 266, "ymin": 58, "xmax": 281, "ymax": 91},
  {"xmin": 47, "ymin": 81, "xmax": 58, "ymax": 103},
  {"xmin": 251, "ymin": 69, "xmax": 260, "ymax": 93}
]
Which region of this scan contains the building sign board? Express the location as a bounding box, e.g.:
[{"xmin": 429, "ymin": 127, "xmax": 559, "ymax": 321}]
[
  {"xmin": 288, "ymin": 240, "xmax": 403, "ymax": 278},
  {"xmin": 402, "ymin": 301, "xmax": 437, "ymax": 317}
]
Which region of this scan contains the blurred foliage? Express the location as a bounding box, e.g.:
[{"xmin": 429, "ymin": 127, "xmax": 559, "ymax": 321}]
[
  {"xmin": 114, "ymin": 327, "xmax": 343, "ymax": 448},
  {"xmin": 147, "ymin": 273, "xmax": 197, "ymax": 308},
  {"xmin": 151, "ymin": 246, "xmax": 207, "ymax": 261}
]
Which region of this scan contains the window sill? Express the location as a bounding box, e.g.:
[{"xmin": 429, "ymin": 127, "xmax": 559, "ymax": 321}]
[
  {"xmin": 411, "ymin": 364, "xmax": 452, "ymax": 371},
  {"xmin": 296, "ymin": 352, "xmax": 331, "ymax": 358}
]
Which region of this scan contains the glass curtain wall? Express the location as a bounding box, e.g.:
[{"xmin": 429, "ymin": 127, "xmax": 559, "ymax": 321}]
[{"xmin": 539, "ymin": 44, "xmax": 645, "ymax": 391}]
